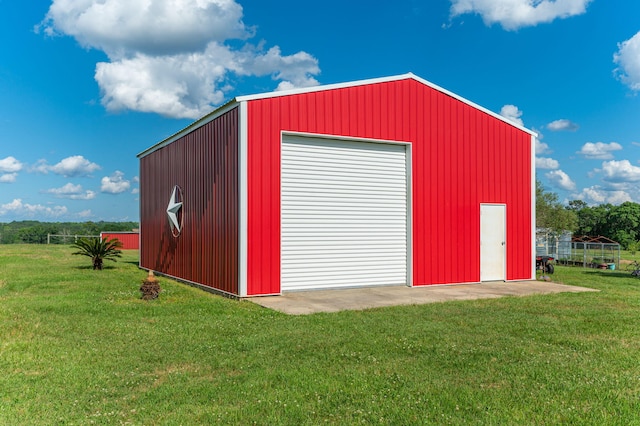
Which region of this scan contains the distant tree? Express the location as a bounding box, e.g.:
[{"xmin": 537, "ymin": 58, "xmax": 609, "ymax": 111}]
[
  {"xmin": 568, "ymin": 202, "xmax": 640, "ymax": 248},
  {"xmin": 536, "ymin": 181, "xmax": 578, "ymax": 233},
  {"xmin": 17, "ymin": 224, "xmax": 58, "ymax": 244},
  {"xmin": 571, "ymin": 203, "xmax": 613, "ymax": 237},
  {"xmin": 72, "ymin": 237, "xmax": 123, "ymax": 270},
  {"xmin": 82, "ymin": 221, "xmax": 101, "ymax": 236},
  {"xmin": 607, "ymin": 202, "xmax": 640, "ymax": 248},
  {"xmin": 567, "ymin": 199, "xmax": 588, "ymax": 212},
  {"xmin": 0, "ymin": 221, "xmax": 139, "ymax": 244}
]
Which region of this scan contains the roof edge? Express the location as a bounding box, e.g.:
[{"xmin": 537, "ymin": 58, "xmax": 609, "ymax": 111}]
[
  {"xmin": 235, "ymin": 73, "xmax": 416, "ymax": 102},
  {"xmin": 236, "ymin": 72, "xmax": 535, "ymax": 136},
  {"xmin": 407, "ymin": 73, "xmax": 537, "ymax": 136},
  {"xmin": 139, "ymin": 72, "xmax": 537, "ymax": 158},
  {"xmin": 137, "ymin": 99, "xmax": 239, "ymax": 158}
]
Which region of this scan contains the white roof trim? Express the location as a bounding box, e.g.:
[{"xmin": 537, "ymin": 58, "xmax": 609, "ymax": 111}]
[
  {"xmin": 235, "ymin": 73, "xmax": 414, "ymax": 102},
  {"xmin": 139, "ymin": 72, "xmax": 536, "ymax": 158},
  {"xmin": 236, "ymin": 72, "xmax": 535, "ymax": 136},
  {"xmin": 408, "ymin": 73, "xmax": 536, "ymax": 136},
  {"xmin": 137, "ymin": 99, "xmax": 239, "ymax": 158}
]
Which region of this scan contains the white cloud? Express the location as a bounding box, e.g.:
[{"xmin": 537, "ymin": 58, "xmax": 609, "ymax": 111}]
[
  {"xmin": 131, "ymin": 176, "xmax": 140, "ymax": 194},
  {"xmin": 39, "ymin": 0, "xmax": 249, "ymax": 56},
  {"xmin": 547, "ymin": 119, "xmax": 579, "ymax": 131},
  {"xmin": 450, "ymin": 0, "xmax": 593, "ymax": 31},
  {"xmin": 602, "ymin": 191, "xmax": 631, "ymax": 205},
  {"xmin": 536, "ymin": 157, "xmax": 559, "ymax": 169},
  {"xmin": 242, "ymin": 46, "xmax": 320, "ymax": 90},
  {"xmin": 101, "ymin": 171, "xmax": 131, "ymax": 194},
  {"xmin": 1, "ymin": 173, "xmax": 17, "ymax": 183},
  {"xmin": 0, "ymin": 156, "xmax": 23, "ymax": 173},
  {"xmin": 52, "ymin": 156, "xmax": 101, "ymax": 176},
  {"xmin": 577, "ymin": 186, "xmax": 606, "ymax": 203},
  {"xmin": 39, "ymin": 0, "xmax": 320, "ymax": 119},
  {"xmin": 535, "ymin": 139, "xmax": 550, "ymax": 155},
  {"xmin": 577, "ymin": 142, "xmax": 622, "ymax": 160},
  {"xmin": 94, "ymin": 43, "xmax": 320, "ymax": 118},
  {"xmin": 600, "ymin": 159, "xmax": 640, "ymax": 183},
  {"xmin": 545, "ymin": 169, "xmax": 576, "ymax": 191},
  {"xmin": 34, "ymin": 155, "xmax": 101, "ymax": 177},
  {"xmin": 0, "ymin": 156, "xmax": 22, "ymax": 183},
  {"xmin": 582, "ymin": 160, "xmax": 640, "ymax": 204},
  {"xmin": 575, "ymin": 186, "xmax": 632, "ymax": 205},
  {"xmin": 30, "ymin": 159, "xmax": 50, "ymax": 174},
  {"xmin": 614, "ymin": 31, "xmax": 640, "ymax": 92},
  {"xmin": 77, "ymin": 209, "xmax": 93, "ymax": 219},
  {"xmin": 499, "ymin": 104, "xmax": 524, "ymax": 127},
  {"xmin": 45, "ymin": 183, "xmax": 97, "ymax": 200},
  {"xmin": 0, "ymin": 199, "xmax": 68, "ymax": 218},
  {"xmin": 96, "ymin": 49, "xmax": 229, "ymax": 119}
]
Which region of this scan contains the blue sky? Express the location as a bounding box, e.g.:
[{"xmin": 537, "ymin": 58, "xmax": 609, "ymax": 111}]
[{"xmin": 1, "ymin": 0, "xmax": 639, "ymax": 222}]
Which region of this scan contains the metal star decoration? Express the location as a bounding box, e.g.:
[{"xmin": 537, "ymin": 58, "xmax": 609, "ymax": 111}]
[{"xmin": 166, "ymin": 186, "xmax": 183, "ymax": 236}]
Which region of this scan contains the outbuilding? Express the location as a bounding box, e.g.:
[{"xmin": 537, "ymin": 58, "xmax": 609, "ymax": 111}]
[
  {"xmin": 100, "ymin": 231, "xmax": 140, "ymax": 250},
  {"xmin": 138, "ymin": 73, "xmax": 536, "ymax": 297}
]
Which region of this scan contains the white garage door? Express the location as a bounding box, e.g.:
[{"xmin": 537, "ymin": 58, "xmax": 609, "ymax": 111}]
[{"xmin": 281, "ymin": 134, "xmax": 409, "ymax": 291}]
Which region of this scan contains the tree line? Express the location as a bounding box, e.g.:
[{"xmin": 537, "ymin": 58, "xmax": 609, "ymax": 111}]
[
  {"xmin": 537, "ymin": 181, "xmax": 640, "ymax": 250},
  {"xmin": 3, "ymin": 184, "xmax": 640, "ymax": 249},
  {"xmin": 0, "ymin": 221, "xmax": 138, "ymax": 244}
]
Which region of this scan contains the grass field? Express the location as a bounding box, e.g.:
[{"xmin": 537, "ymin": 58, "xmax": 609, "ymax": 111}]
[{"xmin": 1, "ymin": 244, "xmax": 640, "ymax": 424}]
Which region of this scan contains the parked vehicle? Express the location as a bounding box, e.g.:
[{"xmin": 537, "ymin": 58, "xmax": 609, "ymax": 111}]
[
  {"xmin": 536, "ymin": 255, "xmax": 555, "ymax": 274},
  {"xmin": 626, "ymin": 260, "xmax": 640, "ymax": 277}
]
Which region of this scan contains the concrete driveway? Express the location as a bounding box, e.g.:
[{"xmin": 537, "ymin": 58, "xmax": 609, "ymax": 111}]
[{"xmin": 248, "ymin": 280, "xmax": 598, "ymax": 315}]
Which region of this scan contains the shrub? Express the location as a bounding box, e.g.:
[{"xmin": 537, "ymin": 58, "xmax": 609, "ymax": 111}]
[{"xmin": 71, "ymin": 237, "xmax": 123, "ymax": 270}]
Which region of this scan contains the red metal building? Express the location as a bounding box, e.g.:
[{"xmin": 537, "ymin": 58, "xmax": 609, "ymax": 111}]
[
  {"xmin": 100, "ymin": 232, "xmax": 140, "ymax": 250},
  {"xmin": 138, "ymin": 73, "xmax": 536, "ymax": 297}
]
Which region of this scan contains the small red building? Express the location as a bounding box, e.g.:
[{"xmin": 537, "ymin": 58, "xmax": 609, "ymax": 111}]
[
  {"xmin": 100, "ymin": 232, "xmax": 139, "ymax": 250},
  {"xmin": 138, "ymin": 73, "xmax": 536, "ymax": 297}
]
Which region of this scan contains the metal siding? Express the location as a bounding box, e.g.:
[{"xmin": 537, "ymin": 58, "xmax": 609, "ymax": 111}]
[
  {"xmin": 245, "ymin": 101, "xmax": 280, "ymax": 295},
  {"xmin": 140, "ymin": 108, "xmax": 239, "ymax": 295},
  {"xmin": 100, "ymin": 232, "xmax": 139, "ymax": 250},
  {"xmin": 246, "ymin": 78, "xmax": 532, "ymax": 293}
]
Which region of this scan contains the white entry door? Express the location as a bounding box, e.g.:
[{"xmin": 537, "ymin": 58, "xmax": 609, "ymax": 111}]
[{"xmin": 480, "ymin": 204, "xmax": 506, "ymax": 281}]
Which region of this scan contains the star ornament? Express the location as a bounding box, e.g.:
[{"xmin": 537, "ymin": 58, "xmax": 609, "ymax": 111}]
[{"xmin": 166, "ymin": 186, "xmax": 183, "ymax": 237}]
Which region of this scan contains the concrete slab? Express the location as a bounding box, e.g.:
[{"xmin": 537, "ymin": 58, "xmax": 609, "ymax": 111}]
[{"xmin": 247, "ymin": 280, "xmax": 598, "ymax": 315}]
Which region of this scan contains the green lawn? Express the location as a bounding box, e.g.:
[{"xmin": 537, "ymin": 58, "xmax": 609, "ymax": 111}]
[{"xmin": 1, "ymin": 245, "xmax": 640, "ymax": 424}]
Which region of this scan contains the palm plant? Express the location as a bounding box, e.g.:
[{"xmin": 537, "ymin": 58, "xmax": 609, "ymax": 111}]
[{"xmin": 72, "ymin": 237, "xmax": 123, "ymax": 270}]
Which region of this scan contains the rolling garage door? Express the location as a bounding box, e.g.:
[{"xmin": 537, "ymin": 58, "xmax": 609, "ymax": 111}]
[{"xmin": 281, "ymin": 134, "xmax": 409, "ymax": 291}]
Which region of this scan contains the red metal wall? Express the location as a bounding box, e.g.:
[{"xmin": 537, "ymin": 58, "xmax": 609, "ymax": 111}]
[
  {"xmin": 246, "ymin": 78, "xmax": 532, "ymax": 295},
  {"xmin": 139, "ymin": 108, "xmax": 239, "ymax": 294},
  {"xmin": 100, "ymin": 232, "xmax": 139, "ymax": 250}
]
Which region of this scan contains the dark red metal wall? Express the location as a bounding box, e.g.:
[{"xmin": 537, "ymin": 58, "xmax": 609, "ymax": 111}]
[
  {"xmin": 246, "ymin": 78, "xmax": 532, "ymax": 295},
  {"xmin": 100, "ymin": 232, "xmax": 139, "ymax": 250},
  {"xmin": 139, "ymin": 108, "xmax": 239, "ymax": 294}
]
